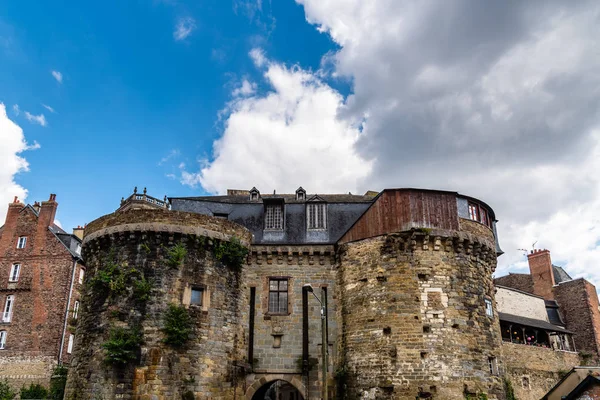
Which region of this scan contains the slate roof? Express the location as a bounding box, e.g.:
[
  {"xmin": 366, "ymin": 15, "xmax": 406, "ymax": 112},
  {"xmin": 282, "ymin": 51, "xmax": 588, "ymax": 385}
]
[
  {"xmin": 170, "ymin": 193, "xmax": 375, "ymax": 204},
  {"xmin": 498, "ymin": 312, "xmax": 571, "ymax": 333},
  {"xmin": 553, "ymin": 265, "xmax": 572, "ymax": 284}
]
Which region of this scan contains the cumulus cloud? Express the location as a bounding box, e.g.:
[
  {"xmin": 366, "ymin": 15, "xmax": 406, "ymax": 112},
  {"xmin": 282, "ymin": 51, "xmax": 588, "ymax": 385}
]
[
  {"xmin": 51, "ymin": 70, "xmax": 62, "ymax": 83},
  {"xmin": 249, "ymin": 48, "xmax": 267, "ymax": 67},
  {"xmin": 24, "ymin": 111, "xmax": 47, "ymax": 127},
  {"xmin": 294, "ymin": 0, "xmax": 600, "ymax": 282},
  {"xmin": 173, "ymin": 17, "xmax": 196, "ymax": 41},
  {"xmin": 181, "ymin": 51, "xmax": 372, "ymax": 194},
  {"xmin": 232, "ymin": 79, "xmax": 257, "ymax": 97},
  {"xmin": 0, "ymin": 103, "xmax": 38, "ymax": 222}
]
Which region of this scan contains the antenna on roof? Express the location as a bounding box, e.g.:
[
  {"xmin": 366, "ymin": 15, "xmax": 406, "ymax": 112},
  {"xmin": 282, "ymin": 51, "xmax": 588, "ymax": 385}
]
[{"xmin": 517, "ymin": 240, "xmax": 538, "ymax": 257}]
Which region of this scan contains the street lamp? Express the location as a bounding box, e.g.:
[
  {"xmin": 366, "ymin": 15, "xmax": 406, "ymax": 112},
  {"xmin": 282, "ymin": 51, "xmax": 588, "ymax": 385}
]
[{"xmin": 304, "ymin": 284, "xmax": 329, "ymax": 400}]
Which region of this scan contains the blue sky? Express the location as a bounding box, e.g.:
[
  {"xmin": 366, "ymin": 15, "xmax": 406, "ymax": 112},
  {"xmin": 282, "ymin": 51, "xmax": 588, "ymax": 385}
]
[
  {"xmin": 2, "ymin": 0, "xmax": 600, "ymax": 284},
  {"xmin": 0, "ymin": 0, "xmax": 338, "ymax": 229}
]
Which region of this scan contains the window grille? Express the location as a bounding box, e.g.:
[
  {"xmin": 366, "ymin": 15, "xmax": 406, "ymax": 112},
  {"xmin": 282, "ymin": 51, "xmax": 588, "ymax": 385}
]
[
  {"xmin": 265, "ymin": 204, "xmax": 283, "ymax": 230},
  {"xmin": 307, "ymin": 203, "xmax": 326, "ymax": 229},
  {"xmin": 268, "ymin": 278, "xmax": 288, "ymax": 314}
]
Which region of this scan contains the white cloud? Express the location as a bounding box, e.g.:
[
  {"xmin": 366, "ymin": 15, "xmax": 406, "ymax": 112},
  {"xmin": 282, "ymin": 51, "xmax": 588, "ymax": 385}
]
[
  {"xmin": 232, "ymin": 79, "xmax": 257, "ymax": 97},
  {"xmin": 24, "ymin": 111, "xmax": 47, "ymax": 127},
  {"xmin": 12, "ymin": 104, "xmax": 19, "ymax": 116},
  {"xmin": 42, "ymin": 104, "xmax": 55, "ymax": 113},
  {"xmin": 249, "ymin": 48, "xmax": 267, "ymax": 67},
  {"xmin": 173, "ymin": 17, "xmax": 196, "ymax": 41},
  {"xmin": 158, "ymin": 149, "xmax": 180, "ymax": 166},
  {"xmin": 51, "ymin": 70, "xmax": 62, "ymax": 83},
  {"xmin": 294, "ymin": 0, "xmax": 600, "ymax": 286},
  {"xmin": 181, "ymin": 52, "xmax": 371, "ymax": 194},
  {"xmin": 0, "ymin": 103, "xmax": 38, "ymax": 222}
]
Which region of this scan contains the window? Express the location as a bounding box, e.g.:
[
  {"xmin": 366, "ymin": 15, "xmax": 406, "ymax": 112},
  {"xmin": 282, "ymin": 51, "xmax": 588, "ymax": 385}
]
[
  {"xmin": 268, "ymin": 278, "xmax": 288, "ymax": 314},
  {"xmin": 73, "ymin": 301, "xmax": 80, "ymax": 319},
  {"xmin": 75, "ymin": 244, "xmax": 82, "ymax": 255},
  {"xmin": 16, "ymin": 237, "xmax": 26, "ymax": 249},
  {"xmin": 213, "ymin": 213, "xmax": 228, "ymax": 219},
  {"xmin": 488, "ymin": 357, "xmax": 498, "ymax": 375},
  {"xmin": 468, "ymin": 203, "xmax": 480, "ymax": 221},
  {"xmin": 8, "ymin": 264, "xmax": 20, "ymax": 282},
  {"xmin": 67, "ymin": 334, "xmax": 74, "ymax": 354},
  {"xmin": 265, "ymin": 204, "xmax": 283, "ymax": 230},
  {"xmin": 468, "ymin": 202, "xmax": 492, "ymax": 228},
  {"xmin": 307, "ymin": 203, "xmax": 327, "ymax": 230},
  {"xmin": 2, "ymin": 295, "xmax": 14, "ymax": 323},
  {"xmin": 485, "ymin": 299, "xmax": 493, "ymax": 318},
  {"xmin": 190, "ymin": 288, "xmax": 203, "ymax": 306},
  {"xmin": 0, "ymin": 331, "xmax": 6, "ymax": 349},
  {"xmin": 522, "ymin": 376, "xmax": 530, "ymax": 389},
  {"xmin": 78, "ymin": 268, "xmax": 85, "ymax": 284}
]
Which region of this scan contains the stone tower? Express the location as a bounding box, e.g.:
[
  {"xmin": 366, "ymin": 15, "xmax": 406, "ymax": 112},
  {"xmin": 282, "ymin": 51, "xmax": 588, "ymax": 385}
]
[{"xmin": 64, "ymin": 206, "xmax": 251, "ymax": 399}]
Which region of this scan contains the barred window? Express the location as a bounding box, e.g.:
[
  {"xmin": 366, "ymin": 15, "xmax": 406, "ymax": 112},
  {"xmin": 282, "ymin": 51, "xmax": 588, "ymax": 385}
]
[
  {"xmin": 268, "ymin": 278, "xmax": 288, "ymax": 314},
  {"xmin": 265, "ymin": 204, "xmax": 283, "ymax": 230},
  {"xmin": 307, "ymin": 203, "xmax": 326, "ymax": 230}
]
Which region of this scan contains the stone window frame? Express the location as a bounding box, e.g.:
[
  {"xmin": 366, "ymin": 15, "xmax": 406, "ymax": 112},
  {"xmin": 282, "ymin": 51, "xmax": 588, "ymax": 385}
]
[
  {"xmin": 182, "ymin": 283, "xmax": 210, "ymax": 312},
  {"xmin": 67, "ymin": 334, "xmax": 74, "ymax": 354},
  {"xmin": 2, "ymin": 295, "xmax": 14, "ymax": 323},
  {"xmin": 16, "ymin": 236, "xmax": 27, "ymax": 249},
  {"xmin": 8, "ymin": 264, "xmax": 20, "ymax": 283},
  {"xmin": 0, "ymin": 330, "xmax": 6, "ymax": 349},
  {"xmin": 488, "ymin": 356, "xmax": 498, "ymax": 375},
  {"xmin": 264, "ymin": 276, "xmax": 292, "ymax": 316},
  {"xmin": 485, "ymin": 298, "xmax": 494, "ymax": 318}
]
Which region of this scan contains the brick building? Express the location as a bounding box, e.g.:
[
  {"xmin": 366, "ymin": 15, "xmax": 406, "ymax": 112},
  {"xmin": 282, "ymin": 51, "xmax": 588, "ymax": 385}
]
[
  {"xmin": 495, "ymin": 249, "xmax": 600, "ymax": 358},
  {"xmin": 0, "ymin": 194, "xmax": 85, "ymax": 389}
]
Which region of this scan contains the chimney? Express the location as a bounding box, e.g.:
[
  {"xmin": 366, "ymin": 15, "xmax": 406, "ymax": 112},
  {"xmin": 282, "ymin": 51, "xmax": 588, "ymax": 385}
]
[
  {"xmin": 72, "ymin": 225, "xmax": 84, "ymax": 240},
  {"xmin": 38, "ymin": 193, "xmax": 58, "ymax": 228},
  {"xmin": 527, "ymin": 249, "xmax": 555, "ymax": 300},
  {"xmin": 32, "ymin": 201, "xmax": 41, "ymax": 214}
]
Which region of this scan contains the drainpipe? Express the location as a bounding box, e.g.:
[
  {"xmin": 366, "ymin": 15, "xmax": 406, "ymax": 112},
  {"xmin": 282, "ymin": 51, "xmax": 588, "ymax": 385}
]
[{"xmin": 59, "ymin": 258, "xmax": 79, "ymax": 363}]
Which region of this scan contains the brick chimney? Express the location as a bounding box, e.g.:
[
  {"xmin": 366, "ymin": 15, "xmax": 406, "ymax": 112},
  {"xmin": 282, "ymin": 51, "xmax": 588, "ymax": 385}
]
[
  {"xmin": 527, "ymin": 249, "xmax": 555, "ymax": 300},
  {"xmin": 38, "ymin": 194, "xmax": 58, "ymax": 228},
  {"xmin": 72, "ymin": 225, "xmax": 84, "ymax": 240},
  {"xmin": 0, "ymin": 197, "xmax": 24, "ymax": 250}
]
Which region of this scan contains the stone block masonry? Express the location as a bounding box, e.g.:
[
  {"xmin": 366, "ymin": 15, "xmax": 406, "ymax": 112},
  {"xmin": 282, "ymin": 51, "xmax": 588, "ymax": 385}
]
[
  {"xmin": 337, "ymin": 230, "xmax": 503, "ymax": 399},
  {"xmin": 64, "ymin": 208, "xmax": 252, "ymax": 400}
]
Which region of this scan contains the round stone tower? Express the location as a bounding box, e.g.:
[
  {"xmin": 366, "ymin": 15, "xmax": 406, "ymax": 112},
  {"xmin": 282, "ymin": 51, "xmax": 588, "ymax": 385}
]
[
  {"xmin": 336, "ymin": 189, "xmax": 503, "ymax": 400},
  {"xmin": 64, "ymin": 207, "xmax": 252, "ymax": 400}
]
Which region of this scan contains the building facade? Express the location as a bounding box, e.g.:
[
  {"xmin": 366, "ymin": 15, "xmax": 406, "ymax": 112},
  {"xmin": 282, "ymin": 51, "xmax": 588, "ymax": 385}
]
[
  {"xmin": 0, "ymin": 194, "xmax": 85, "ymax": 389},
  {"xmin": 66, "ymin": 187, "xmax": 524, "ymax": 400}
]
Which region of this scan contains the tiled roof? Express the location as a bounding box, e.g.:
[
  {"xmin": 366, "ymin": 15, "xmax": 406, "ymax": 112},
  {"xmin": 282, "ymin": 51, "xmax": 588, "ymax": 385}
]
[{"xmin": 552, "ymin": 265, "xmax": 572, "ymax": 284}]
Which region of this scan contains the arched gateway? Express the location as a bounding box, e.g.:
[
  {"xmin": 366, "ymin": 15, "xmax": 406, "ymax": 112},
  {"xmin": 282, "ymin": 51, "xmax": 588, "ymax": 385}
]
[{"xmin": 245, "ymin": 374, "xmax": 306, "ymax": 400}]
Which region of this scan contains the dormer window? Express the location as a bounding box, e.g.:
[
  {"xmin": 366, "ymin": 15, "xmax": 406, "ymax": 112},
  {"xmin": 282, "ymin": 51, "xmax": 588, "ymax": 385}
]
[
  {"xmin": 249, "ymin": 187, "xmax": 260, "ymax": 201},
  {"xmin": 264, "ymin": 202, "xmax": 284, "ymax": 230},
  {"xmin": 307, "ymin": 196, "xmax": 327, "ymax": 230},
  {"xmin": 295, "ymin": 187, "xmax": 306, "ymax": 201}
]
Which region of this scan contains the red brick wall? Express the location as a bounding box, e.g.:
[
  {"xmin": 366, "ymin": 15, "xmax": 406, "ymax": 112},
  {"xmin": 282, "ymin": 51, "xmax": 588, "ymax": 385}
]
[
  {"xmin": 527, "ymin": 250, "xmax": 555, "ymax": 300},
  {"xmin": 555, "ymin": 279, "xmax": 600, "ymax": 356},
  {"xmin": 0, "ymin": 198, "xmax": 81, "ymax": 387}
]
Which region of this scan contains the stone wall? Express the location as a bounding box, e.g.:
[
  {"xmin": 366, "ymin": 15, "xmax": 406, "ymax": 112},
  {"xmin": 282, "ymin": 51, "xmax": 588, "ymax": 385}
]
[
  {"xmin": 555, "ymin": 279, "xmax": 600, "ymax": 357},
  {"xmin": 0, "ymin": 355, "xmax": 57, "ymax": 389},
  {"xmin": 494, "ymin": 274, "xmax": 534, "ymax": 294},
  {"xmin": 495, "ymin": 287, "xmax": 548, "ymax": 321},
  {"xmin": 64, "ymin": 209, "xmax": 251, "ymax": 400},
  {"xmin": 501, "ymin": 342, "xmax": 580, "ymax": 400},
  {"xmin": 337, "ymin": 230, "xmax": 503, "ymax": 399},
  {"xmin": 243, "ymin": 245, "xmax": 336, "ymax": 398}
]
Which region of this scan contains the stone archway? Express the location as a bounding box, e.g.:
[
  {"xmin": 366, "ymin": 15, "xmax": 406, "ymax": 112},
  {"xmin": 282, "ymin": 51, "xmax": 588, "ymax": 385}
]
[{"xmin": 245, "ymin": 374, "xmax": 306, "ymax": 400}]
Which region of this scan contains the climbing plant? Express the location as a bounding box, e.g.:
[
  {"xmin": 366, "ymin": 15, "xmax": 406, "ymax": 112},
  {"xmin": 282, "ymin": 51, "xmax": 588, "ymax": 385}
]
[
  {"xmin": 214, "ymin": 237, "xmax": 248, "ymax": 270},
  {"xmin": 102, "ymin": 326, "xmax": 143, "ymax": 365},
  {"xmin": 166, "ymin": 243, "xmax": 187, "ymax": 269},
  {"xmin": 162, "ymin": 304, "xmax": 193, "ymax": 347}
]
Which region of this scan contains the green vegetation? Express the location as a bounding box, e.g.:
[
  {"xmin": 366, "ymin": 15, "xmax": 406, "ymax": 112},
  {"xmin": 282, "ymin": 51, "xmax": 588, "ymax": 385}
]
[
  {"xmin": 214, "ymin": 237, "xmax": 248, "ymax": 269},
  {"xmin": 465, "ymin": 392, "xmax": 488, "ymax": 400},
  {"xmin": 182, "ymin": 391, "xmax": 195, "ymax": 400},
  {"xmin": 20, "ymin": 383, "xmax": 48, "ymax": 399},
  {"xmin": 166, "ymin": 243, "xmax": 187, "ymax": 269},
  {"xmin": 162, "ymin": 304, "xmax": 193, "ymax": 347},
  {"xmin": 102, "ymin": 326, "xmax": 143, "ymax": 365},
  {"xmin": 504, "ymin": 377, "xmax": 517, "ymax": 400},
  {"xmin": 49, "ymin": 365, "xmax": 69, "ymax": 400},
  {"xmin": 0, "ymin": 379, "xmax": 15, "ymax": 400},
  {"xmin": 90, "ymin": 255, "xmax": 152, "ymax": 303},
  {"xmin": 132, "ymin": 274, "xmax": 152, "ymax": 301}
]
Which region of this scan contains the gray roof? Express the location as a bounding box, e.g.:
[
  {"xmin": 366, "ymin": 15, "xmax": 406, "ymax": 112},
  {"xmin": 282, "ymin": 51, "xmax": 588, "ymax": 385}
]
[
  {"xmin": 553, "ymin": 265, "xmax": 572, "ymax": 284},
  {"xmin": 170, "ymin": 193, "xmax": 375, "ymax": 204},
  {"xmin": 498, "ymin": 312, "xmax": 571, "ymax": 333},
  {"xmin": 49, "ymin": 224, "xmax": 83, "ymax": 260}
]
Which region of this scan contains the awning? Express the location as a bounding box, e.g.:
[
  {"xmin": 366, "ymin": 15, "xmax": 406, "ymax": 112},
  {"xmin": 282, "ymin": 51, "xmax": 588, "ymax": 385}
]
[{"xmin": 498, "ymin": 312, "xmax": 572, "ymax": 334}]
